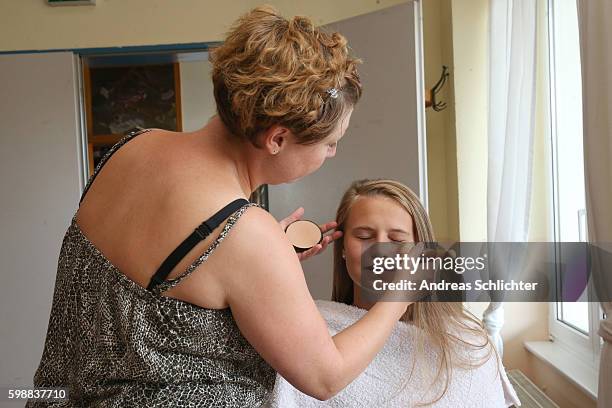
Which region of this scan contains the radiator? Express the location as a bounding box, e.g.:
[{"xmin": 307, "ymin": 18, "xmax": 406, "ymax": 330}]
[{"xmin": 507, "ymin": 369, "xmax": 560, "ymax": 408}]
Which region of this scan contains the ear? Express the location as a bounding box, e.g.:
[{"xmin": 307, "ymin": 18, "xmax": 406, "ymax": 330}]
[{"xmin": 262, "ymin": 124, "xmax": 291, "ymax": 155}]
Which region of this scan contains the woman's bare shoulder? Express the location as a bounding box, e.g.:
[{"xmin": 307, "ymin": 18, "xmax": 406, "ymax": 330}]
[{"xmin": 218, "ymin": 205, "xmax": 294, "ymax": 262}]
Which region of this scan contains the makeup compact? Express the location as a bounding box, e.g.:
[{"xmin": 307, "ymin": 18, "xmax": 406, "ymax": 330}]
[{"xmin": 285, "ymin": 220, "xmax": 323, "ymax": 253}]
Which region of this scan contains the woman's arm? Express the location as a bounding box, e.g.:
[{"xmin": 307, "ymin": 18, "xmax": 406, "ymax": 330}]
[{"xmin": 219, "ymin": 207, "xmax": 409, "ymax": 400}]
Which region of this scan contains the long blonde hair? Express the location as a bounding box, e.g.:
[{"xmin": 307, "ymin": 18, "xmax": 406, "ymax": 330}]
[{"xmin": 332, "ymin": 179, "xmax": 495, "ymax": 405}]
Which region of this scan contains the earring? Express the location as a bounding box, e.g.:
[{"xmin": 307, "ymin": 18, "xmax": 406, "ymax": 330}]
[
  {"xmin": 342, "ymin": 252, "xmax": 346, "ymax": 259},
  {"xmin": 272, "ymin": 149, "xmax": 279, "ymax": 155}
]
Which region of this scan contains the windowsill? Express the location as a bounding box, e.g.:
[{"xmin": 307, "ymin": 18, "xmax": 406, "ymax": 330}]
[{"xmin": 524, "ymin": 340, "xmax": 598, "ymax": 400}]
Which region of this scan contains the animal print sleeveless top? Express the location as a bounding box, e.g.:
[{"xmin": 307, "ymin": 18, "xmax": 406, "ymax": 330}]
[{"xmin": 27, "ymin": 129, "xmax": 275, "ymax": 407}]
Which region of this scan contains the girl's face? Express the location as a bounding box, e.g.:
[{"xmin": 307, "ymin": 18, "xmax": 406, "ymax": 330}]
[
  {"xmin": 267, "ymin": 108, "xmax": 353, "ymax": 184},
  {"xmin": 342, "ymin": 195, "xmax": 415, "ymax": 285}
]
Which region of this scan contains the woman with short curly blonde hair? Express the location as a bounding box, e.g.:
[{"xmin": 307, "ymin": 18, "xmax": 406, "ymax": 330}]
[
  {"xmin": 30, "ymin": 6, "xmax": 415, "ymax": 408},
  {"xmin": 211, "ymin": 5, "xmax": 362, "ymax": 146}
]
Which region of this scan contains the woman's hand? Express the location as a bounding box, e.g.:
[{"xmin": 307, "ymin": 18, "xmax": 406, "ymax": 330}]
[{"xmin": 279, "ymin": 207, "xmax": 343, "ymax": 261}]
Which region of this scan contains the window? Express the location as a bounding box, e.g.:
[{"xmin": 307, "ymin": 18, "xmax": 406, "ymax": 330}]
[{"xmin": 547, "ymin": 0, "xmax": 603, "ymax": 369}]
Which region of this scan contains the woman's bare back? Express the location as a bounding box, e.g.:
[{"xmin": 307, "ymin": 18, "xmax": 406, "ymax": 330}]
[{"xmin": 75, "ymin": 128, "xmax": 247, "ymax": 309}]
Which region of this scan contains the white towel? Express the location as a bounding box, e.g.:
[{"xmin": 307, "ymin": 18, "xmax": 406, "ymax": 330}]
[{"xmin": 264, "ymin": 300, "xmax": 521, "ymax": 407}]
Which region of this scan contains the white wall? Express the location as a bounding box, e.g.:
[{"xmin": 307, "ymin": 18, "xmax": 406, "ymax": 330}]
[
  {"xmin": 179, "ymin": 57, "xmax": 217, "ymax": 132},
  {"xmin": 268, "ymin": 1, "xmax": 422, "ymax": 300},
  {"xmin": 0, "ymin": 53, "xmax": 82, "ymax": 401}
]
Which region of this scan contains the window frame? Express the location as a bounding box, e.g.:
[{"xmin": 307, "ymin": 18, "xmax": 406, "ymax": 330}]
[{"xmin": 546, "ymin": 0, "xmax": 602, "ymax": 372}]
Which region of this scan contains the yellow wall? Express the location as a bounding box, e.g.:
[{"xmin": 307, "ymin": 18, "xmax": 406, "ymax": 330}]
[
  {"xmin": 0, "ymin": 0, "xmax": 408, "ymax": 52},
  {"xmin": 451, "ymin": 0, "xmax": 489, "ymax": 243},
  {"xmin": 423, "ymin": 0, "xmax": 460, "ymax": 242},
  {"xmin": 530, "ymin": 355, "xmax": 597, "ymax": 408}
]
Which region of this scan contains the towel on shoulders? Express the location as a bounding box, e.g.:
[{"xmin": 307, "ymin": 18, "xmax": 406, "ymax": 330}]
[{"xmin": 264, "ymin": 300, "xmax": 520, "ymax": 407}]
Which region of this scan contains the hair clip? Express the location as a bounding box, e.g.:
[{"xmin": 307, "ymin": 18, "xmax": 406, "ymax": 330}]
[{"xmin": 326, "ymin": 88, "xmax": 339, "ymax": 99}]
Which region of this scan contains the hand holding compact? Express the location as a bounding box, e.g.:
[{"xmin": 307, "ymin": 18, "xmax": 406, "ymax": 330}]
[{"xmin": 279, "ymin": 207, "xmax": 343, "ymax": 261}]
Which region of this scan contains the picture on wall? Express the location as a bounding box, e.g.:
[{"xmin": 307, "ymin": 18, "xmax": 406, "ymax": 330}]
[
  {"xmin": 88, "ymin": 64, "xmax": 181, "ymax": 135},
  {"xmin": 83, "ymin": 61, "xmax": 182, "ymax": 176}
]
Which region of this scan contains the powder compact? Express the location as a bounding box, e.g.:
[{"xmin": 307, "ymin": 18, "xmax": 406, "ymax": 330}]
[{"xmin": 285, "ymin": 220, "xmax": 323, "ymax": 253}]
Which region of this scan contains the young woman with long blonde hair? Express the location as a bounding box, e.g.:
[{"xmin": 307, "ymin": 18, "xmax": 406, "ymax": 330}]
[{"xmin": 267, "ymin": 179, "xmax": 520, "ymax": 407}]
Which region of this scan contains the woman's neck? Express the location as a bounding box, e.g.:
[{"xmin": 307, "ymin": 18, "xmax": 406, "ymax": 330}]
[
  {"xmin": 352, "ymin": 286, "xmax": 375, "ymax": 311},
  {"xmin": 197, "ymin": 116, "xmax": 260, "ymax": 197}
]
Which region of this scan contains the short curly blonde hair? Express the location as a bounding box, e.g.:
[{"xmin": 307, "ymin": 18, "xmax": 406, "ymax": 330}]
[{"xmin": 210, "ymin": 5, "xmax": 362, "ymax": 146}]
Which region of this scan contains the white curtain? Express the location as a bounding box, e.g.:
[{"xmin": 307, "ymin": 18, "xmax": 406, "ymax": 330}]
[
  {"xmin": 577, "ymin": 1, "xmax": 612, "ymax": 406},
  {"xmin": 485, "ymin": 0, "xmax": 537, "ymax": 357}
]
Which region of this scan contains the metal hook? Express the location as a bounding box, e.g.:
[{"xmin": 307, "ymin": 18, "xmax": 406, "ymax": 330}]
[{"xmin": 430, "ymin": 65, "xmax": 449, "ymax": 112}]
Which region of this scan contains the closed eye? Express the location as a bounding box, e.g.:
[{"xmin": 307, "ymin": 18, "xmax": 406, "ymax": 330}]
[{"xmin": 390, "ymin": 233, "xmax": 411, "ymax": 242}]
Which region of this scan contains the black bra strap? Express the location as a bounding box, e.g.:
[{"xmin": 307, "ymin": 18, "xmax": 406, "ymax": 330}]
[{"xmin": 147, "ymin": 198, "xmax": 250, "ymax": 291}]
